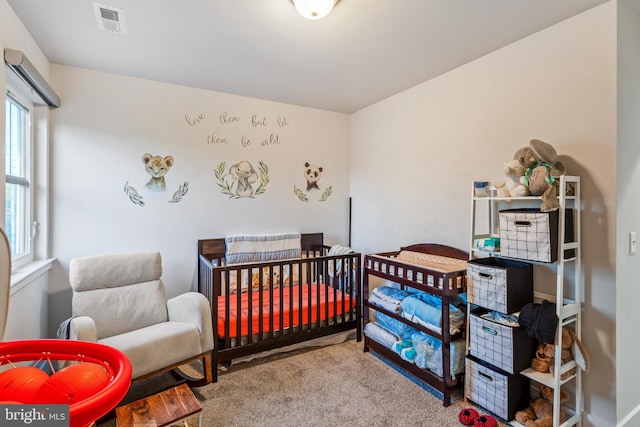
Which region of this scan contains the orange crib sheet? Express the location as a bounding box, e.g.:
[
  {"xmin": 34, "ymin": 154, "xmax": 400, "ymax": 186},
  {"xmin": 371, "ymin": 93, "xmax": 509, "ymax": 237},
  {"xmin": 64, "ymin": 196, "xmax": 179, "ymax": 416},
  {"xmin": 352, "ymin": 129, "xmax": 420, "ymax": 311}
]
[{"xmin": 217, "ymin": 283, "xmax": 354, "ymax": 338}]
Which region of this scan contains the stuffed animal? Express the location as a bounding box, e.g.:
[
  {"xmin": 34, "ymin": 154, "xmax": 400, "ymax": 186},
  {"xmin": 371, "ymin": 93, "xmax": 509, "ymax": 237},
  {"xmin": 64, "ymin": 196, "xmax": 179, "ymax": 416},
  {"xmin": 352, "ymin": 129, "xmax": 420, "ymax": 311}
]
[
  {"xmin": 251, "ymin": 267, "xmax": 281, "ymax": 290},
  {"xmin": 529, "ymin": 327, "xmax": 590, "ymax": 379},
  {"xmin": 494, "ymin": 155, "xmax": 530, "ymax": 198},
  {"xmin": 515, "ymin": 385, "xmax": 569, "ymax": 427},
  {"xmin": 530, "ymin": 329, "xmax": 573, "ymax": 380},
  {"xmin": 521, "ymin": 139, "xmax": 567, "ymax": 212}
]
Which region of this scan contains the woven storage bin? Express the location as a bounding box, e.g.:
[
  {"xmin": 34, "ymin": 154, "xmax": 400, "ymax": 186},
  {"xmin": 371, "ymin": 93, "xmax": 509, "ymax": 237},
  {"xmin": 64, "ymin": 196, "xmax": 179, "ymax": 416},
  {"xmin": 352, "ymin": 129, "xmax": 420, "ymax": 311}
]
[
  {"xmin": 467, "ymin": 257, "xmax": 533, "ymax": 314},
  {"xmin": 498, "ymin": 208, "xmax": 574, "ymax": 263},
  {"xmin": 465, "ymin": 356, "xmax": 529, "ymax": 422},
  {"xmin": 468, "ymin": 307, "xmax": 536, "ymax": 374}
]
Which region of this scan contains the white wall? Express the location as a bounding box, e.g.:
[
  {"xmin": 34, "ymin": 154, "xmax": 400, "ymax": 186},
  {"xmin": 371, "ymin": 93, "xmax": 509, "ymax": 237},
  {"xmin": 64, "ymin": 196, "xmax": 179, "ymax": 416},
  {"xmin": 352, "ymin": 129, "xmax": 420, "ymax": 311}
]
[
  {"xmin": 350, "ymin": 3, "xmax": 617, "ymax": 426},
  {"xmin": 4, "ymin": 270, "xmax": 49, "ymax": 340},
  {"xmin": 616, "ymin": 1, "xmax": 640, "ymax": 425},
  {"xmin": 47, "ymin": 65, "xmax": 351, "ymax": 335}
]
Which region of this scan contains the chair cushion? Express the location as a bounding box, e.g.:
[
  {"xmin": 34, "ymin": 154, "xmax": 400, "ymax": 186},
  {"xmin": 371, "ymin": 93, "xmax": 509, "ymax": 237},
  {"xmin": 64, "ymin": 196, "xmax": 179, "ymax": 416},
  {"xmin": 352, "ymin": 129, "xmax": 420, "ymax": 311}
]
[
  {"xmin": 99, "ymin": 321, "xmax": 203, "ymax": 379},
  {"xmin": 69, "ymin": 252, "xmax": 162, "ymax": 292},
  {"xmin": 72, "ymin": 280, "xmax": 168, "ymax": 339}
]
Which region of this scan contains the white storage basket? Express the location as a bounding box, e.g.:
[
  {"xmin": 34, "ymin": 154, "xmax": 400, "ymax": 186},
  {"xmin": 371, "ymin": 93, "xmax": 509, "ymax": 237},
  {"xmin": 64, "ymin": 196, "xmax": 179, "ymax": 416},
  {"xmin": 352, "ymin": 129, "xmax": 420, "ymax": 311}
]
[
  {"xmin": 464, "ymin": 356, "xmax": 529, "ymax": 422},
  {"xmin": 469, "ymin": 307, "xmax": 535, "ymax": 374}
]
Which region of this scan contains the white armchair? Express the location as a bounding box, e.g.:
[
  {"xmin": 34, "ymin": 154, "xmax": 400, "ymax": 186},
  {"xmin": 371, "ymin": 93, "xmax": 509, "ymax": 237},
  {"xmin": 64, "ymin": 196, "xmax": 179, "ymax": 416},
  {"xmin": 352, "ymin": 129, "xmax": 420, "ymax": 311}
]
[{"xmin": 67, "ymin": 252, "xmax": 214, "ymax": 385}]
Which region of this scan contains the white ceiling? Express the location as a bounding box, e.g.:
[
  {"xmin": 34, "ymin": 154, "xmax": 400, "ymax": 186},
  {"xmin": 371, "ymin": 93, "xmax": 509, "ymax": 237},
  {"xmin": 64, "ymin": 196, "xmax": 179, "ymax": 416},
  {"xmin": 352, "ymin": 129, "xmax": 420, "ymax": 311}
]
[{"xmin": 7, "ymin": 0, "xmax": 609, "ymax": 114}]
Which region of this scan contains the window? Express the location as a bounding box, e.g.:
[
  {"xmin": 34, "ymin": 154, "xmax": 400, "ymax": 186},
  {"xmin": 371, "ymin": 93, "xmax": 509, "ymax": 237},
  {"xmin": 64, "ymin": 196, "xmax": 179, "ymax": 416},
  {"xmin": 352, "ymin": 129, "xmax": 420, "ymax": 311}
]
[{"xmin": 5, "ymin": 91, "xmax": 33, "ymax": 265}]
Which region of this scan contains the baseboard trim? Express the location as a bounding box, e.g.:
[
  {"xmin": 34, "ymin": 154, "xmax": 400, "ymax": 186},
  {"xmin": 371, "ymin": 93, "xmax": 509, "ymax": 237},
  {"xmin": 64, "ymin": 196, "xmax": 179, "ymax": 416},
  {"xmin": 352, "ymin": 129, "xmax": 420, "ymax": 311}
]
[{"xmin": 618, "ymin": 404, "xmax": 640, "ymax": 427}]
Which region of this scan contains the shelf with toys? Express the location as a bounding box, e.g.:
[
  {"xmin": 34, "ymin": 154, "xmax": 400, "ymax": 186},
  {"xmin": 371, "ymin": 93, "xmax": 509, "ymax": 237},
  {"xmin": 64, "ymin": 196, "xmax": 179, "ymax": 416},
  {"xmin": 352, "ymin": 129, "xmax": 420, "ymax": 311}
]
[{"xmin": 467, "ymin": 140, "xmax": 586, "ymax": 427}]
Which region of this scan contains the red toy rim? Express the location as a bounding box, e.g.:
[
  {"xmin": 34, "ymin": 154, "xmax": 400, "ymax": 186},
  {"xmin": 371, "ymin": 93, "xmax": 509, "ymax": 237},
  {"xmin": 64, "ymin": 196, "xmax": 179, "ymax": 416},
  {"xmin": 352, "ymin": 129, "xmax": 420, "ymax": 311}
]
[{"xmin": 0, "ymin": 339, "xmax": 132, "ymax": 427}]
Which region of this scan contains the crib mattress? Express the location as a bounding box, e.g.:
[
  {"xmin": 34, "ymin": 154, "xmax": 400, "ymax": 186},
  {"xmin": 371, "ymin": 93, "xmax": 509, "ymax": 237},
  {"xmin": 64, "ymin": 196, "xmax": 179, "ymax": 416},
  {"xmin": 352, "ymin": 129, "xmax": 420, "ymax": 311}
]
[{"xmin": 217, "ymin": 283, "xmax": 355, "ymax": 338}]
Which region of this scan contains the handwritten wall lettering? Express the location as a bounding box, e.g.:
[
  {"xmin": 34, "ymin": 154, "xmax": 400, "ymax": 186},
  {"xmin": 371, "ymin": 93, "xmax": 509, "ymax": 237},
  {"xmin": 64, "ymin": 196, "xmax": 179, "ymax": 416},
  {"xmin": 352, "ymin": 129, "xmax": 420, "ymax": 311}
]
[
  {"xmin": 261, "ymin": 133, "xmax": 280, "ymax": 146},
  {"xmin": 195, "ymin": 112, "xmax": 292, "ymax": 148},
  {"xmin": 207, "ymin": 132, "xmax": 228, "ymax": 145},
  {"xmin": 185, "ymin": 113, "xmax": 205, "ymax": 126},
  {"xmin": 251, "ymin": 115, "xmax": 268, "ymax": 127},
  {"xmin": 277, "ymin": 116, "xmax": 289, "ymax": 127},
  {"xmin": 220, "ymin": 112, "xmax": 240, "ymax": 124}
]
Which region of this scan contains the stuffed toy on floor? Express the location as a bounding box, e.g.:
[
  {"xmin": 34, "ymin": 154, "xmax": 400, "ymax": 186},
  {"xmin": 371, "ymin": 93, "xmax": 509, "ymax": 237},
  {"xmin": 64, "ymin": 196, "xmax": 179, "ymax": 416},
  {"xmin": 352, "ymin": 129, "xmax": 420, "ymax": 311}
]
[{"xmin": 514, "ymin": 385, "xmax": 568, "ymax": 427}]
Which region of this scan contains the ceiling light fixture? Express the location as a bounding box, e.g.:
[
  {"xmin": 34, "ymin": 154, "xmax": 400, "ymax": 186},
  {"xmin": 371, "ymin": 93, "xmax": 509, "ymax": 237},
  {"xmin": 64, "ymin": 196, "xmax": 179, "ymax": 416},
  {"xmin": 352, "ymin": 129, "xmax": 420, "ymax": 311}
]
[{"xmin": 292, "ymin": 0, "xmax": 339, "ymax": 20}]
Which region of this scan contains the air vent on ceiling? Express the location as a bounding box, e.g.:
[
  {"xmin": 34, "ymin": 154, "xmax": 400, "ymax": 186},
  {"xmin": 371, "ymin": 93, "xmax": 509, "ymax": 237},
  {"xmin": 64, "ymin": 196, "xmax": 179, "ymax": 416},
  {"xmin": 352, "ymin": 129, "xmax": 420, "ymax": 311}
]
[{"xmin": 93, "ymin": 3, "xmax": 126, "ymax": 34}]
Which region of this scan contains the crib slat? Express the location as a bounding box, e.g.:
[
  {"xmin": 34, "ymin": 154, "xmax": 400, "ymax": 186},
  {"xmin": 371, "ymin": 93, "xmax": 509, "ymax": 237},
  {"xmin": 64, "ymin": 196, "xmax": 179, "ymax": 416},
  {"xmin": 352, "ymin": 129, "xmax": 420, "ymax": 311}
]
[
  {"xmin": 278, "ymin": 264, "xmax": 285, "ymax": 336},
  {"xmin": 267, "ymin": 268, "xmax": 274, "ymax": 341},
  {"xmin": 235, "ymin": 267, "xmax": 242, "ymax": 342},
  {"xmin": 227, "ymin": 269, "xmax": 233, "ymax": 342}
]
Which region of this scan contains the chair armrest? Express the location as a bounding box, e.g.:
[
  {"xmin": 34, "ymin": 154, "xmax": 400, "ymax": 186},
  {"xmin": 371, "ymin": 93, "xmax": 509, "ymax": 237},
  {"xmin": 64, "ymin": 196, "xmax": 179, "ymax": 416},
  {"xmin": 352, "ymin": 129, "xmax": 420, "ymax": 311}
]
[
  {"xmin": 167, "ymin": 292, "xmax": 214, "ymax": 352},
  {"xmin": 69, "ymin": 316, "xmax": 98, "ymax": 342}
]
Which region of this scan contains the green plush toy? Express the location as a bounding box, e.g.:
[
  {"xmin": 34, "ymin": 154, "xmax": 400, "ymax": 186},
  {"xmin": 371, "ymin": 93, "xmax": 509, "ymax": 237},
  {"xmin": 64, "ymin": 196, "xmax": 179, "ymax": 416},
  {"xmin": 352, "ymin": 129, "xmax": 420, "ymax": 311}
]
[{"xmin": 520, "ymin": 139, "xmax": 567, "ymax": 212}]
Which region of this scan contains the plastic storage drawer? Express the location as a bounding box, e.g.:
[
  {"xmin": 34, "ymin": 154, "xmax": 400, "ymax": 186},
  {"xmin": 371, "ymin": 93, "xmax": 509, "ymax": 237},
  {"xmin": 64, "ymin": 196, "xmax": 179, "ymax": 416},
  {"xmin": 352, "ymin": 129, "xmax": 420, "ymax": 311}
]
[
  {"xmin": 468, "ymin": 307, "xmax": 536, "ymax": 374},
  {"xmin": 467, "ymin": 257, "xmax": 533, "ymax": 314},
  {"xmin": 464, "ymin": 355, "xmax": 529, "ymax": 422}
]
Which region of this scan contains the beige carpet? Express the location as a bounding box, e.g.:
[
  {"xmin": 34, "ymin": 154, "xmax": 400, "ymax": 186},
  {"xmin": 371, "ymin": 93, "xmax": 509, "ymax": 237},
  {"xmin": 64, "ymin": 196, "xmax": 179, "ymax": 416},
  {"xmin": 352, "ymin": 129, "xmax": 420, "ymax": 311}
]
[{"xmin": 99, "ymin": 338, "xmax": 509, "ymax": 427}]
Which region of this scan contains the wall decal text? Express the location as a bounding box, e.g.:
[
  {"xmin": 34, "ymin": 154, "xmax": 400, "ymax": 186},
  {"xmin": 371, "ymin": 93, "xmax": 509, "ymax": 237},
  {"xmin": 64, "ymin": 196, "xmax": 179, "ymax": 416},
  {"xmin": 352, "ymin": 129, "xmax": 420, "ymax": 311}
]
[
  {"xmin": 220, "ymin": 112, "xmax": 240, "ymax": 124},
  {"xmin": 261, "ymin": 133, "xmax": 280, "ymax": 146},
  {"xmin": 185, "ymin": 113, "xmax": 205, "ymax": 126},
  {"xmin": 277, "ymin": 116, "xmax": 289, "ymax": 127},
  {"xmin": 186, "ymin": 112, "xmax": 291, "ymax": 148},
  {"xmin": 251, "ymin": 115, "xmax": 268, "ymax": 127},
  {"xmin": 207, "ymin": 132, "xmax": 228, "ymax": 145}
]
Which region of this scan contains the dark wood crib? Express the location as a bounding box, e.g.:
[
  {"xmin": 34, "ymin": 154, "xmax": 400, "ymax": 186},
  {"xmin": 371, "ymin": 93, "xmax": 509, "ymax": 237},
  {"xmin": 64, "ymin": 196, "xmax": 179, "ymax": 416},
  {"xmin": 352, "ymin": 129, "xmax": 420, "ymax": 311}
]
[{"xmin": 197, "ymin": 233, "xmax": 361, "ymax": 382}]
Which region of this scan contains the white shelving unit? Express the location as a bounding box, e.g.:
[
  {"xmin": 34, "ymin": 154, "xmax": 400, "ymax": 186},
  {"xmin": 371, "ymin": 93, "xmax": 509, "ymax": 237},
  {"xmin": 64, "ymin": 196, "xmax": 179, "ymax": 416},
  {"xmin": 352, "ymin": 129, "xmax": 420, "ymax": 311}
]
[{"xmin": 469, "ymin": 176, "xmax": 582, "ymax": 427}]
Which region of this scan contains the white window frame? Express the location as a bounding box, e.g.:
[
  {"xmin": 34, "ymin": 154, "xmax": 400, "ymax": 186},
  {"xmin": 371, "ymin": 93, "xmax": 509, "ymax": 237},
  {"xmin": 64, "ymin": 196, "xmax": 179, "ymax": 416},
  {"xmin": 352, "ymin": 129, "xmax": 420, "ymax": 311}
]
[{"xmin": 5, "ymin": 87, "xmax": 34, "ymax": 269}]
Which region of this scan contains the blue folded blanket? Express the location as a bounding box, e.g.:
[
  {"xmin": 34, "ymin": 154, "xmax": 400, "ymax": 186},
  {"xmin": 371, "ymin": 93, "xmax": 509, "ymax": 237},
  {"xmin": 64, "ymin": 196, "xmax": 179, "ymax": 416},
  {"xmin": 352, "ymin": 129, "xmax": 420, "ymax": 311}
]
[
  {"xmin": 375, "ymin": 312, "xmax": 417, "ymax": 337},
  {"xmin": 372, "ymin": 285, "xmax": 412, "ymax": 303},
  {"xmin": 401, "ymin": 292, "xmax": 465, "ymax": 334}
]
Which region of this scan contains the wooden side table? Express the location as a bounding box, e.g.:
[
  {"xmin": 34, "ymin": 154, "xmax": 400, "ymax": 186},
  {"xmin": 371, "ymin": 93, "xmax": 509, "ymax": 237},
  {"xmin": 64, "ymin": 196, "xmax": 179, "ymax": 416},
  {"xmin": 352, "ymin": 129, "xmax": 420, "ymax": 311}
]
[{"xmin": 115, "ymin": 383, "xmax": 202, "ymax": 427}]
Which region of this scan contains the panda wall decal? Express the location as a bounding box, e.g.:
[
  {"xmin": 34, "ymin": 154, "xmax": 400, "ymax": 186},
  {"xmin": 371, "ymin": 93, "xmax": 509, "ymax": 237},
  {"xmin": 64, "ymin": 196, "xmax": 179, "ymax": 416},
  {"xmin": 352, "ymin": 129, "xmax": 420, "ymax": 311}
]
[
  {"xmin": 304, "ymin": 162, "xmax": 322, "ymax": 191},
  {"xmin": 123, "ymin": 153, "xmax": 189, "ymax": 207},
  {"xmin": 214, "ymin": 159, "xmax": 270, "ymax": 199},
  {"xmin": 294, "ymin": 162, "xmax": 332, "ymax": 202}
]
